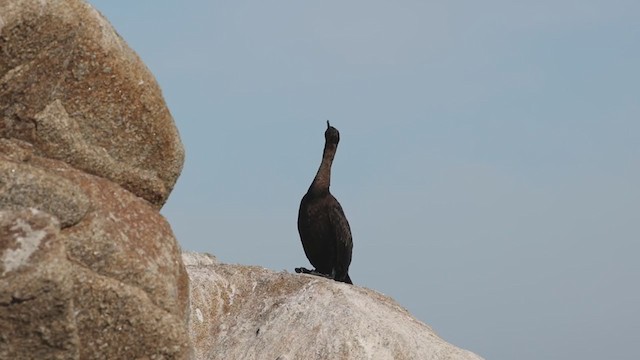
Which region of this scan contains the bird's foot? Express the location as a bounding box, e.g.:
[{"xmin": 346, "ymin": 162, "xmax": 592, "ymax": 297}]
[
  {"xmin": 295, "ymin": 267, "xmax": 312, "ymax": 274},
  {"xmin": 294, "ymin": 267, "xmax": 332, "ymax": 279}
]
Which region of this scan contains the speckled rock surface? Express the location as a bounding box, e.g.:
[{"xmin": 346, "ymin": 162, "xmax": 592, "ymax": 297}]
[
  {"xmin": 26, "ymin": 154, "xmax": 191, "ymax": 322},
  {"xmin": 184, "ymin": 252, "xmax": 484, "ymax": 360},
  {"xmin": 0, "ymin": 153, "xmax": 192, "ymax": 359},
  {"xmin": 0, "ymin": 0, "xmax": 184, "ymax": 207},
  {"xmin": 0, "ymin": 154, "xmax": 191, "ymax": 359},
  {"xmin": 0, "ymin": 154, "xmax": 90, "ymax": 228},
  {"xmin": 0, "ymin": 209, "xmax": 79, "ymax": 359},
  {"xmin": 0, "ymin": 0, "xmax": 191, "ymax": 357},
  {"xmin": 72, "ymin": 265, "xmax": 191, "ymax": 360},
  {"xmin": 0, "ymin": 208, "xmax": 192, "ymax": 360}
]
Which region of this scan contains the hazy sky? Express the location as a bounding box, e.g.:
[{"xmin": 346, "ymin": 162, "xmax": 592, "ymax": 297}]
[{"xmin": 88, "ymin": 1, "xmax": 639, "ymax": 359}]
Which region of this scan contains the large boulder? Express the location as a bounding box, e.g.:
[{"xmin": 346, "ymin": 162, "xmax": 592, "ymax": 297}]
[
  {"xmin": 0, "ymin": 0, "xmax": 191, "ymax": 358},
  {"xmin": 185, "ymin": 252, "xmax": 484, "ymax": 360},
  {"xmin": 0, "ymin": 0, "xmax": 184, "ymax": 207}
]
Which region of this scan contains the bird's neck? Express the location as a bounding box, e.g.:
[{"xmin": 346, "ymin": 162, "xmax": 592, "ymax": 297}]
[{"xmin": 309, "ymin": 143, "xmax": 337, "ymax": 194}]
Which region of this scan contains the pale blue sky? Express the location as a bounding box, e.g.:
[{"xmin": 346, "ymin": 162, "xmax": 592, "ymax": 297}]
[{"xmin": 89, "ymin": 1, "xmax": 639, "ymax": 359}]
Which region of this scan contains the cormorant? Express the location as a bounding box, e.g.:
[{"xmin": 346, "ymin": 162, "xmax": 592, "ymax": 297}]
[{"xmin": 296, "ymin": 121, "xmax": 353, "ymax": 284}]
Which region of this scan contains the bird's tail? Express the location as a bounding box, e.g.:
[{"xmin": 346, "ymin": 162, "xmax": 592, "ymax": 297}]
[{"xmin": 342, "ymin": 273, "xmax": 353, "ymax": 285}]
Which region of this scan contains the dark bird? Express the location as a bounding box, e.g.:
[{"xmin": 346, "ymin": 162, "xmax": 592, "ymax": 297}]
[{"xmin": 296, "ymin": 121, "xmax": 353, "ymax": 284}]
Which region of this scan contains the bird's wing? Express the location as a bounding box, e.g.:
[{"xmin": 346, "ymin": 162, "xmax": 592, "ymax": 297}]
[{"xmin": 329, "ymin": 201, "xmax": 353, "ymax": 281}]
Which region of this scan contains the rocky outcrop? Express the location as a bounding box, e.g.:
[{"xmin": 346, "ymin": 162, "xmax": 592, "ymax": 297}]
[
  {"xmin": 185, "ymin": 252, "xmax": 484, "ymax": 360},
  {"xmin": 0, "ymin": 0, "xmax": 190, "ymax": 358},
  {"xmin": 1, "ymin": 1, "xmax": 482, "ymax": 359},
  {"xmin": 0, "ymin": 0, "xmax": 184, "ymax": 207}
]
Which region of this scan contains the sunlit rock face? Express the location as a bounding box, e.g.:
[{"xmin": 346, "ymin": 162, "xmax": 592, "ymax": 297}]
[
  {"xmin": 0, "ymin": 0, "xmax": 190, "ymax": 358},
  {"xmin": 184, "ymin": 252, "xmax": 484, "ymax": 360},
  {"xmin": 0, "ymin": 0, "xmax": 184, "ymax": 208}
]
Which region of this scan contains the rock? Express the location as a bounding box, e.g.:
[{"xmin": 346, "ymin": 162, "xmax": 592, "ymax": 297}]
[
  {"xmin": 0, "ymin": 154, "xmax": 90, "ymax": 228},
  {"xmin": 0, "ymin": 0, "xmax": 192, "ymax": 357},
  {"xmin": 0, "ymin": 155, "xmax": 192, "ymax": 358},
  {"xmin": 0, "ymin": 209, "xmax": 79, "ymax": 359},
  {"xmin": 0, "ymin": 139, "xmax": 190, "ymax": 324},
  {"xmin": 0, "ymin": 208, "xmax": 192, "ymax": 360},
  {"xmin": 0, "ymin": 0, "xmax": 184, "ymax": 207},
  {"xmin": 0, "ymin": 156, "xmax": 193, "ymax": 360},
  {"xmin": 32, "ymin": 155, "xmax": 191, "ymax": 321},
  {"xmin": 184, "ymin": 252, "xmax": 484, "ymax": 360},
  {"xmin": 0, "ymin": 138, "xmax": 33, "ymax": 163},
  {"xmin": 72, "ymin": 266, "xmax": 191, "ymax": 360}
]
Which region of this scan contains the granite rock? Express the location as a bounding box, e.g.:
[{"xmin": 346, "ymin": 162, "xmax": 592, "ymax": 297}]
[
  {"xmin": 0, "ymin": 0, "xmax": 191, "ymax": 358},
  {"xmin": 184, "ymin": 252, "xmax": 484, "ymax": 360},
  {"xmin": 0, "ymin": 0, "xmax": 184, "ymax": 207}
]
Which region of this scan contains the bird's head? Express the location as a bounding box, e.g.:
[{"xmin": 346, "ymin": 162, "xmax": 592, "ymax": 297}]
[{"xmin": 324, "ymin": 120, "xmax": 340, "ymax": 145}]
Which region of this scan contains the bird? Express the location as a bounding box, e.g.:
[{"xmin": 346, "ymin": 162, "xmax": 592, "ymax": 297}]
[{"xmin": 296, "ymin": 121, "xmax": 353, "ymax": 284}]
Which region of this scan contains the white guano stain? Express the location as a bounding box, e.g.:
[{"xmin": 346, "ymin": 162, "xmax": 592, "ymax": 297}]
[
  {"xmin": 195, "ymin": 308, "xmax": 204, "ymax": 323},
  {"xmin": 1, "ymin": 219, "xmax": 47, "ymax": 276}
]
